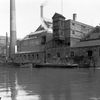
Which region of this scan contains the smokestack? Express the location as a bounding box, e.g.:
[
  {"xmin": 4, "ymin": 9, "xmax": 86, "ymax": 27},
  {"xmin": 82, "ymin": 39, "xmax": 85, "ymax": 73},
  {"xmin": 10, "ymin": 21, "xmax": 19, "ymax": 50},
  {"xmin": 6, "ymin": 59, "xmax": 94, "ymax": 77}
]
[
  {"xmin": 9, "ymin": 0, "xmax": 16, "ymax": 57},
  {"xmin": 73, "ymin": 13, "xmax": 77, "ymax": 21},
  {"xmin": 6, "ymin": 32, "xmax": 8, "ymax": 59},
  {"xmin": 40, "ymin": 5, "xmax": 43, "ymax": 18}
]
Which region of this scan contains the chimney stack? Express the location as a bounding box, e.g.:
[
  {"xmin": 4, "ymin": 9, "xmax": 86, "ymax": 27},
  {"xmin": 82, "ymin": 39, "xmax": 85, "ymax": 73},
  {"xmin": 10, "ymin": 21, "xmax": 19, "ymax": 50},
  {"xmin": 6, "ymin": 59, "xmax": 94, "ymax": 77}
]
[
  {"xmin": 40, "ymin": 5, "xmax": 43, "ymax": 18},
  {"xmin": 9, "ymin": 0, "xmax": 17, "ymax": 57},
  {"xmin": 73, "ymin": 13, "xmax": 77, "ymax": 21}
]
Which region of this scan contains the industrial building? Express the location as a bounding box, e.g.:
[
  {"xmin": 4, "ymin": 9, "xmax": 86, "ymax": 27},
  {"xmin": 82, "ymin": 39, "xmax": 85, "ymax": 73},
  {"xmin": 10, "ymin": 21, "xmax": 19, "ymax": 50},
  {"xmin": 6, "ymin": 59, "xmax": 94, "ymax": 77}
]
[
  {"xmin": 14, "ymin": 11, "xmax": 100, "ymax": 67},
  {"xmin": 7, "ymin": 0, "xmax": 100, "ymax": 67}
]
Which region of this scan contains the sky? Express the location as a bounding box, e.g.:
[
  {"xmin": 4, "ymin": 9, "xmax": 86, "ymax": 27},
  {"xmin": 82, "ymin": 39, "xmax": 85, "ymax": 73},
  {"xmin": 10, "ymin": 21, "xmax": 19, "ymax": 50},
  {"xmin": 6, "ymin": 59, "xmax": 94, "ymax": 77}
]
[{"xmin": 0, "ymin": 0, "xmax": 100, "ymax": 39}]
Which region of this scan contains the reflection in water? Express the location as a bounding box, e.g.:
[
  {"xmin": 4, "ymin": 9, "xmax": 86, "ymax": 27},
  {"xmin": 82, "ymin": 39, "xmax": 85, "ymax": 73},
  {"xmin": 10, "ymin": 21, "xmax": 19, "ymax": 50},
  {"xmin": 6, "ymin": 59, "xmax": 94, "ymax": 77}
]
[{"xmin": 0, "ymin": 67, "xmax": 100, "ymax": 100}]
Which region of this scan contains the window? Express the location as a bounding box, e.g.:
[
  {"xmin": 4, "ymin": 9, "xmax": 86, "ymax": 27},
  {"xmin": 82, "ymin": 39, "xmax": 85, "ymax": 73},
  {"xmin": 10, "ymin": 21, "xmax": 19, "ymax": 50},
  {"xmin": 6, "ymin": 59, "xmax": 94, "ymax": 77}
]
[
  {"xmin": 81, "ymin": 25, "xmax": 86, "ymax": 28},
  {"xmin": 28, "ymin": 54, "xmax": 31, "ymax": 60},
  {"xmin": 81, "ymin": 25, "xmax": 86, "ymax": 31},
  {"xmin": 37, "ymin": 54, "xmax": 39, "ymax": 59},
  {"xmin": 32, "ymin": 54, "xmax": 34, "ymax": 59},
  {"xmin": 61, "ymin": 32, "xmax": 64, "ymax": 36},
  {"xmin": 47, "ymin": 53, "xmax": 51, "ymax": 58},
  {"xmin": 87, "ymin": 50, "xmax": 92, "ymax": 57},
  {"xmin": 68, "ymin": 42, "xmax": 70, "ymax": 46},
  {"xmin": 24, "ymin": 55, "xmax": 26, "ymax": 59},
  {"xmin": 70, "ymin": 51, "xmax": 74, "ymax": 57},
  {"xmin": 72, "ymin": 31, "xmax": 75, "ymax": 34},
  {"xmin": 72, "ymin": 23, "xmax": 75, "ymax": 26},
  {"xmin": 41, "ymin": 36, "xmax": 46, "ymax": 44},
  {"xmin": 57, "ymin": 52, "xmax": 60, "ymax": 57}
]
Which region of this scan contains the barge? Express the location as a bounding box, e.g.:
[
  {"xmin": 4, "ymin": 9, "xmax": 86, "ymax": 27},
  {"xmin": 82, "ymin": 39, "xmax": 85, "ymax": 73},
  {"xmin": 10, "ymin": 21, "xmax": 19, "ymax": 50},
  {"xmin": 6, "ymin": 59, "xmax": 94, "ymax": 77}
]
[{"xmin": 33, "ymin": 63, "xmax": 78, "ymax": 68}]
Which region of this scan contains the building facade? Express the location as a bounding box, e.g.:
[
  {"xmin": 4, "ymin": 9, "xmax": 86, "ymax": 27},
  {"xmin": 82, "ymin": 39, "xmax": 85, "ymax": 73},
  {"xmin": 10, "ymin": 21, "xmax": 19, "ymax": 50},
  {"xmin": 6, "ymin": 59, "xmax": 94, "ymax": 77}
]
[
  {"xmin": 14, "ymin": 13, "xmax": 100, "ymax": 67},
  {"xmin": 45, "ymin": 13, "xmax": 94, "ymax": 65},
  {"xmin": 71, "ymin": 26, "xmax": 100, "ymax": 67}
]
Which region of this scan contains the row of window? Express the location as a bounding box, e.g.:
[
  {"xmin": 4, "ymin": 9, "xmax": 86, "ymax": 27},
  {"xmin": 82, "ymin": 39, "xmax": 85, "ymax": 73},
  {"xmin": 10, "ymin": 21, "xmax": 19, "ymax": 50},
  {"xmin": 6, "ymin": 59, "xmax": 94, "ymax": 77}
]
[
  {"xmin": 71, "ymin": 49, "xmax": 100, "ymax": 57},
  {"xmin": 16, "ymin": 52, "xmax": 61, "ymax": 60},
  {"xmin": 47, "ymin": 52, "xmax": 75, "ymax": 58},
  {"xmin": 15, "ymin": 53, "xmax": 40, "ymax": 60},
  {"xmin": 72, "ymin": 22, "xmax": 86, "ymax": 29},
  {"xmin": 15, "ymin": 48, "xmax": 100, "ymax": 62},
  {"xmin": 70, "ymin": 51, "xmax": 93, "ymax": 57}
]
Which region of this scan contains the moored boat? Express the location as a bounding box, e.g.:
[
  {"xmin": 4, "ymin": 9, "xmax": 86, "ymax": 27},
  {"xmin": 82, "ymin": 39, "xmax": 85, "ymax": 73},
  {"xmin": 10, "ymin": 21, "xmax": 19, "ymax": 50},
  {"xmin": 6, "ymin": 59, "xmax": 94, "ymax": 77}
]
[{"xmin": 33, "ymin": 63, "xmax": 78, "ymax": 68}]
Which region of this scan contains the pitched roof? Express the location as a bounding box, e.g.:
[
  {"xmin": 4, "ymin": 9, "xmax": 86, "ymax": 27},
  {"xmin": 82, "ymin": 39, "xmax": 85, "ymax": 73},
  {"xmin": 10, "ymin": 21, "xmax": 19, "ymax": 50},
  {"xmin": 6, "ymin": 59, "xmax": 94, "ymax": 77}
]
[
  {"xmin": 34, "ymin": 19, "xmax": 52, "ymax": 32},
  {"xmin": 52, "ymin": 13, "xmax": 65, "ymax": 19},
  {"xmin": 23, "ymin": 19, "xmax": 52, "ymax": 40},
  {"xmin": 35, "ymin": 25, "xmax": 45, "ymax": 32}
]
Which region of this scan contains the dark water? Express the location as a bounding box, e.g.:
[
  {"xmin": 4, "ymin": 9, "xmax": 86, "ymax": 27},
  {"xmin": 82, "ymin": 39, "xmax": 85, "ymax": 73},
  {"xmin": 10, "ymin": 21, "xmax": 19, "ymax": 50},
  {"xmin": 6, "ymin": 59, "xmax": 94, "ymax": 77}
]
[{"xmin": 0, "ymin": 66, "xmax": 100, "ymax": 100}]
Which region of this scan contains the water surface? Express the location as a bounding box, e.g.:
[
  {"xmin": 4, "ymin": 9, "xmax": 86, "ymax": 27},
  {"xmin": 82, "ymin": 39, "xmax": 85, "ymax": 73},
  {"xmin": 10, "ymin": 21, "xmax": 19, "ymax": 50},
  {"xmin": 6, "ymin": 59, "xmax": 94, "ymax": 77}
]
[{"xmin": 0, "ymin": 66, "xmax": 99, "ymax": 100}]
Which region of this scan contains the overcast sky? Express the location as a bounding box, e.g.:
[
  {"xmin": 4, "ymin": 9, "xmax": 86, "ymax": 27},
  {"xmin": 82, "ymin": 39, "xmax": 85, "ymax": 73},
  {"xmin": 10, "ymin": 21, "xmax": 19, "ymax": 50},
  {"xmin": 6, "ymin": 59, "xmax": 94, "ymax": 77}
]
[{"xmin": 0, "ymin": 0, "xmax": 100, "ymax": 39}]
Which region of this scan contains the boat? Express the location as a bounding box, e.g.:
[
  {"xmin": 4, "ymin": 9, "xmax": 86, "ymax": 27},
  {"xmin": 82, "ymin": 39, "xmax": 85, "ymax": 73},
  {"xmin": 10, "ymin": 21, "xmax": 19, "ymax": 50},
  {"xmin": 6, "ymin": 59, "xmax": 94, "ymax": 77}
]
[{"xmin": 33, "ymin": 63, "xmax": 78, "ymax": 68}]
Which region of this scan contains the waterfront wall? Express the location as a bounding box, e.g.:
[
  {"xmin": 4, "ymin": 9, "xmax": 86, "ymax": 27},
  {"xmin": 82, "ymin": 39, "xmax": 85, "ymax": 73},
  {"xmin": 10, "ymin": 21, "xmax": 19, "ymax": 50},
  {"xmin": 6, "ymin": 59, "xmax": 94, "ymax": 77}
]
[
  {"xmin": 71, "ymin": 46, "xmax": 100, "ymax": 67},
  {"xmin": 46, "ymin": 47, "xmax": 70, "ymax": 64},
  {"xmin": 14, "ymin": 51, "xmax": 45, "ymax": 64}
]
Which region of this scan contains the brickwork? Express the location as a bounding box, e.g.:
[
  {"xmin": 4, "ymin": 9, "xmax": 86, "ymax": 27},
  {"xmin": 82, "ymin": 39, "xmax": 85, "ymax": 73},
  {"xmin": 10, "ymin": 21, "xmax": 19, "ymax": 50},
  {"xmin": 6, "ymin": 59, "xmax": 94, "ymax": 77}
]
[{"xmin": 15, "ymin": 13, "xmax": 100, "ymax": 66}]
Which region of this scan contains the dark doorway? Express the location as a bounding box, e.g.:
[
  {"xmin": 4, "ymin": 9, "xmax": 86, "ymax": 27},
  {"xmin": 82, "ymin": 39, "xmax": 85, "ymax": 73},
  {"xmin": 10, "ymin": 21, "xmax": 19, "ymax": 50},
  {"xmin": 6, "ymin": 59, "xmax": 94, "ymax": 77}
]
[{"xmin": 87, "ymin": 50, "xmax": 93, "ymax": 57}]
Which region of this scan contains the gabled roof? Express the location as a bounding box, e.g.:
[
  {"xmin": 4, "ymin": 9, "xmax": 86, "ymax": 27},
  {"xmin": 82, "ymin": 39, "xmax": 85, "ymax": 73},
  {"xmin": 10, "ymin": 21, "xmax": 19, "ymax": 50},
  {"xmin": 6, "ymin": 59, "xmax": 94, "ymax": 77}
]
[
  {"xmin": 35, "ymin": 19, "xmax": 52, "ymax": 32},
  {"xmin": 35, "ymin": 25, "xmax": 45, "ymax": 32},
  {"xmin": 52, "ymin": 13, "xmax": 65, "ymax": 19},
  {"xmin": 23, "ymin": 19, "xmax": 52, "ymax": 40}
]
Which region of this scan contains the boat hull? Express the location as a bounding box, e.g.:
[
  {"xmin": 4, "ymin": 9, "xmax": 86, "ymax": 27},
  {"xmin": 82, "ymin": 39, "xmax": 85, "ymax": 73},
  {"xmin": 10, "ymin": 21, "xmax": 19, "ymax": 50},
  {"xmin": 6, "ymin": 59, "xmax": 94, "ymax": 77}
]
[{"xmin": 33, "ymin": 63, "xmax": 78, "ymax": 68}]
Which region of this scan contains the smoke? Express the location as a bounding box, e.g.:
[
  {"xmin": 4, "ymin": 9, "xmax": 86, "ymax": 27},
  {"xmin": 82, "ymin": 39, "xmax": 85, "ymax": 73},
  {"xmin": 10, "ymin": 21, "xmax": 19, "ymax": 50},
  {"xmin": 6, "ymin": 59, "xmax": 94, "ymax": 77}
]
[{"xmin": 41, "ymin": 0, "xmax": 48, "ymax": 7}]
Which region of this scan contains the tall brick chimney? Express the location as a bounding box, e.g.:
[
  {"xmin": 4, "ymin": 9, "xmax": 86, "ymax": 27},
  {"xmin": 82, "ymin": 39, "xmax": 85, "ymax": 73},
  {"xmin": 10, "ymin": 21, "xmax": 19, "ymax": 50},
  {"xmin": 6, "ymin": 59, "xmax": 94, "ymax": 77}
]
[
  {"xmin": 40, "ymin": 5, "xmax": 43, "ymax": 18},
  {"xmin": 9, "ymin": 0, "xmax": 16, "ymax": 57}
]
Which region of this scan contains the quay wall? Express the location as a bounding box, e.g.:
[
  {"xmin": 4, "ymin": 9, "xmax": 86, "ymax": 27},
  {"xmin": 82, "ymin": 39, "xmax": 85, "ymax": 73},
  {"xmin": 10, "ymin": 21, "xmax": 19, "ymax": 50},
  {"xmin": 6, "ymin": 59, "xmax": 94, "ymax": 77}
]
[{"xmin": 71, "ymin": 46, "xmax": 100, "ymax": 67}]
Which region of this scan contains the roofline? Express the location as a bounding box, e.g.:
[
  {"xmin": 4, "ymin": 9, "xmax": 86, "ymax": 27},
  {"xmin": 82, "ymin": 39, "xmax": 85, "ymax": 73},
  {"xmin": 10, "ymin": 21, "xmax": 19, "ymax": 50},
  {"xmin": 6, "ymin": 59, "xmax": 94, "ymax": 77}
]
[{"xmin": 66, "ymin": 19, "xmax": 94, "ymax": 28}]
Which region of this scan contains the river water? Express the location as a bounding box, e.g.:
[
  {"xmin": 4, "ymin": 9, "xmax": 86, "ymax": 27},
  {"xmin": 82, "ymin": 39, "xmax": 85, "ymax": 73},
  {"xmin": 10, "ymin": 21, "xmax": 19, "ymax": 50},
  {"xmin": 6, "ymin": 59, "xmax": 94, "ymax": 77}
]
[{"xmin": 0, "ymin": 66, "xmax": 100, "ymax": 100}]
